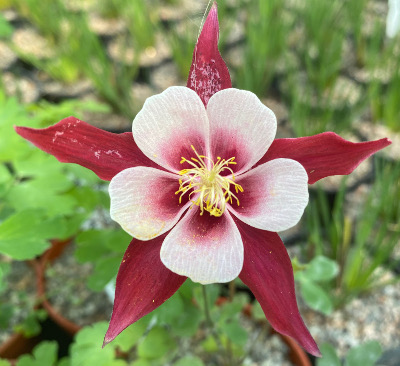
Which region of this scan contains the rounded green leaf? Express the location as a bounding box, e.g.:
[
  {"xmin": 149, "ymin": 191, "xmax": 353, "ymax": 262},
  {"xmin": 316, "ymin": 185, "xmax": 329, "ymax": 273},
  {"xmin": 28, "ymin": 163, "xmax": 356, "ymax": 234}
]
[
  {"xmin": 220, "ymin": 319, "xmax": 248, "ymax": 346},
  {"xmin": 113, "ymin": 317, "xmax": 149, "ymax": 352},
  {"xmin": 317, "ymin": 343, "xmax": 341, "ymax": 366},
  {"xmin": 71, "ymin": 322, "xmax": 116, "ymax": 366},
  {"xmin": 16, "ymin": 341, "xmax": 58, "ymax": 366},
  {"xmin": 299, "ymin": 278, "xmax": 333, "ymax": 315},
  {"xmin": 137, "ymin": 326, "xmax": 176, "ymax": 359},
  {"xmin": 345, "ymin": 341, "xmax": 382, "ymax": 366},
  {"xmin": 170, "ymin": 302, "xmax": 202, "ymax": 338},
  {"xmin": 154, "ymin": 292, "xmax": 184, "ymax": 324},
  {"xmin": 304, "ymin": 256, "xmax": 339, "ymax": 282}
]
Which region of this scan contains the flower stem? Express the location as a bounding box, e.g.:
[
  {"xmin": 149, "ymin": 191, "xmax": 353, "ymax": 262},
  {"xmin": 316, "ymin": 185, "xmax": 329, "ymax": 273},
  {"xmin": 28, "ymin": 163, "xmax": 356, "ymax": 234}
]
[
  {"xmin": 202, "ymin": 285, "xmax": 213, "ymax": 327},
  {"xmin": 201, "ymin": 285, "xmax": 227, "ymax": 364}
]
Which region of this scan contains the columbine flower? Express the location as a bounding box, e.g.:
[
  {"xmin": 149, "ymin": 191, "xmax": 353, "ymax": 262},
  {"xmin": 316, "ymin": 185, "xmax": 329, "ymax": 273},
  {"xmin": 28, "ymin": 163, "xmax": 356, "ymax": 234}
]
[
  {"xmin": 15, "ymin": 3, "xmax": 391, "ymax": 357},
  {"xmin": 109, "ymin": 85, "xmax": 309, "ymax": 286}
]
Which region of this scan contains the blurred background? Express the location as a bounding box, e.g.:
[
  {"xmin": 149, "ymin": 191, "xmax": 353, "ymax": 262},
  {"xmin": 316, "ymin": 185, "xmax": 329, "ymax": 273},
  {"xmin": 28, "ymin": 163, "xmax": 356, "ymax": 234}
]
[{"xmin": 0, "ymin": 0, "xmax": 399, "ymax": 365}]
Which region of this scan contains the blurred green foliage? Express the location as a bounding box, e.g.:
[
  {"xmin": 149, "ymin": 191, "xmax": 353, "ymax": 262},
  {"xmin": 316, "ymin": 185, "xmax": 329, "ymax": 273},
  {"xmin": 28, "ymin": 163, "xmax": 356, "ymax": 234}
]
[
  {"xmin": 317, "ymin": 341, "xmax": 382, "ymax": 366},
  {"xmin": 0, "ymin": 0, "xmax": 399, "ymax": 364}
]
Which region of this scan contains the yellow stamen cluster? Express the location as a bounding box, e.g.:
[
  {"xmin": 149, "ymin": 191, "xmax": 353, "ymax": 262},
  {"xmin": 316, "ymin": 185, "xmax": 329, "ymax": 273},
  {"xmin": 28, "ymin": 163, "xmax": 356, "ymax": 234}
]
[{"xmin": 175, "ymin": 145, "xmax": 244, "ymax": 217}]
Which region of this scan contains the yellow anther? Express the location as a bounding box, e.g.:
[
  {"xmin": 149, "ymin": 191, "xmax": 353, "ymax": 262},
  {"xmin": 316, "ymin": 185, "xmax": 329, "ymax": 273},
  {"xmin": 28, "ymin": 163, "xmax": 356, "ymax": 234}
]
[{"xmin": 175, "ymin": 146, "xmax": 243, "ymax": 217}]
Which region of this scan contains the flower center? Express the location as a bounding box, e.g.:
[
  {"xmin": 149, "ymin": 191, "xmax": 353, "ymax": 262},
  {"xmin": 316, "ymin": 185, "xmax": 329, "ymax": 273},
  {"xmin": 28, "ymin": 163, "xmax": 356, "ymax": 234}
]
[{"xmin": 175, "ymin": 145, "xmax": 244, "ymax": 217}]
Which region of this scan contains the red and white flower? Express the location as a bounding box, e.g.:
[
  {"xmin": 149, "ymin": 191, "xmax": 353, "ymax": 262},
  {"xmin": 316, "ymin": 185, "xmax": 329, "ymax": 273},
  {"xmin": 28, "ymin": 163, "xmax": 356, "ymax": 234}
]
[
  {"xmin": 15, "ymin": 3, "xmax": 391, "ymax": 357},
  {"xmin": 109, "ymin": 86, "xmax": 309, "ymax": 285}
]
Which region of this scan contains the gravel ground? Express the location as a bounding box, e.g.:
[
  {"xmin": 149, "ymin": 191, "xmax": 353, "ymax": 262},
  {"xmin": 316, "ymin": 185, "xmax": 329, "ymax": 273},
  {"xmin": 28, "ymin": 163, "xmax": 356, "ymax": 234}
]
[
  {"xmin": 300, "ymin": 281, "xmax": 400, "ymax": 358},
  {"xmin": 0, "ymin": 259, "xmax": 37, "ymax": 344},
  {"xmin": 45, "ymin": 244, "xmax": 113, "ymax": 327}
]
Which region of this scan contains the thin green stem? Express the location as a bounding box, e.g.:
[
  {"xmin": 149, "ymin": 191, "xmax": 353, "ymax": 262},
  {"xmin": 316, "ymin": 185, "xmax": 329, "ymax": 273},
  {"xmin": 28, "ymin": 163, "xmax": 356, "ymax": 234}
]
[
  {"xmin": 201, "ymin": 285, "xmax": 228, "ymax": 365},
  {"xmin": 202, "ymin": 285, "xmax": 213, "ymax": 327}
]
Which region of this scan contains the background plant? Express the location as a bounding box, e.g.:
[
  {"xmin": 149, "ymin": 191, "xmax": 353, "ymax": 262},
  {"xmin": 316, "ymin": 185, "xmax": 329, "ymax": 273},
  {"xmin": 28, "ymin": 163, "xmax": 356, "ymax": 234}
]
[{"xmin": 0, "ymin": 0, "xmax": 399, "ymax": 363}]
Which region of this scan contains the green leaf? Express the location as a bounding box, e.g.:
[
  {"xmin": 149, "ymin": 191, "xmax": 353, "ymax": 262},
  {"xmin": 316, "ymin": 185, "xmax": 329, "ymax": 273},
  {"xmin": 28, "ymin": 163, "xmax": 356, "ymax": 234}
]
[
  {"xmin": 75, "ymin": 229, "xmax": 126, "ymax": 291},
  {"xmin": 103, "ymin": 230, "xmax": 131, "ymax": 254},
  {"xmin": 112, "ymin": 317, "xmax": 149, "ymax": 352},
  {"xmin": 6, "ymin": 183, "xmax": 77, "ymax": 217},
  {"xmin": 75, "ymin": 230, "xmax": 111, "ymax": 263},
  {"xmin": 13, "ymin": 152, "xmax": 64, "ymax": 178},
  {"xmin": 201, "ymin": 335, "xmax": 218, "ymax": 353},
  {"xmin": 220, "ymin": 319, "xmax": 248, "ymax": 346},
  {"xmin": 251, "ymin": 301, "xmax": 266, "ymax": 321},
  {"xmin": 0, "ymin": 13, "xmax": 13, "ymax": 38},
  {"xmin": 299, "ymin": 278, "xmax": 333, "ymax": 315},
  {"xmin": 155, "ymin": 292, "xmax": 184, "ymax": 324},
  {"xmin": 130, "ymin": 361, "xmax": 151, "ymax": 366},
  {"xmin": 62, "ymin": 214, "xmax": 87, "ymax": 239},
  {"xmin": 217, "ymin": 302, "xmax": 242, "ymax": 322},
  {"xmin": 16, "ymin": 341, "xmax": 58, "ymax": 366},
  {"xmin": 70, "ymin": 322, "xmax": 117, "ymax": 366},
  {"xmin": 87, "ymin": 254, "xmax": 122, "ymax": 292},
  {"xmin": 304, "ymin": 256, "xmax": 339, "ymax": 282},
  {"xmin": 0, "ymin": 261, "xmax": 10, "ymax": 279},
  {"xmin": 57, "ymin": 358, "xmax": 70, "ymax": 366},
  {"xmin": 137, "ymin": 326, "xmax": 176, "ymax": 359},
  {"xmin": 69, "ymin": 186, "xmax": 103, "ymax": 212},
  {"xmin": 344, "ymin": 341, "xmax": 382, "ymax": 366},
  {"xmin": 169, "ymin": 302, "xmax": 202, "ymax": 338},
  {"xmin": 193, "ymin": 284, "xmax": 220, "ymax": 314},
  {"xmin": 75, "ymin": 229, "xmax": 129, "ymax": 264},
  {"xmin": 0, "ymin": 97, "xmax": 36, "ymax": 163},
  {"xmin": 173, "ymin": 356, "xmax": 205, "ymax": 366},
  {"xmin": 64, "ymin": 164, "xmax": 101, "ymax": 185},
  {"xmin": 232, "ymin": 292, "xmax": 251, "ymax": 308},
  {"xmin": 317, "ymin": 343, "xmax": 341, "ymax": 366},
  {"xmin": 0, "ymin": 210, "xmax": 57, "ymax": 259},
  {"xmin": 177, "ymin": 278, "xmax": 197, "ymax": 300},
  {"xmin": 14, "ymin": 309, "xmax": 47, "ymax": 337},
  {"xmin": 0, "ymin": 165, "xmax": 11, "ymax": 183},
  {"xmin": 27, "ymin": 173, "xmax": 73, "ymax": 193},
  {"xmin": 0, "ymin": 303, "xmax": 14, "ymax": 327},
  {"xmin": 0, "ymin": 360, "xmax": 12, "ymax": 366}
]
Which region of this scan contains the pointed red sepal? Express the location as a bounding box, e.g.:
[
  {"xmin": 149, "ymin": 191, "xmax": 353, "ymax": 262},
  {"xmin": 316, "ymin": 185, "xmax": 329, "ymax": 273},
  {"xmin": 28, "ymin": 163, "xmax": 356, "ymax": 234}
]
[
  {"xmin": 187, "ymin": 2, "xmax": 232, "ymax": 106},
  {"xmin": 103, "ymin": 235, "xmax": 186, "ymax": 346},
  {"xmin": 235, "ymin": 219, "xmax": 321, "ymax": 357},
  {"xmin": 15, "ymin": 117, "xmax": 159, "ymax": 181},
  {"xmin": 257, "ymin": 132, "xmax": 391, "ymax": 184}
]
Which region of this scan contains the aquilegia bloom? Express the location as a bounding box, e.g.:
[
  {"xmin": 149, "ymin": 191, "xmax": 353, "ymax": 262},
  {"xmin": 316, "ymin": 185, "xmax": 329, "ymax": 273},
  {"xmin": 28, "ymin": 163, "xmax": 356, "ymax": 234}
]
[
  {"xmin": 109, "ymin": 85, "xmax": 309, "ymax": 285},
  {"xmin": 15, "ymin": 3, "xmax": 391, "ymax": 357}
]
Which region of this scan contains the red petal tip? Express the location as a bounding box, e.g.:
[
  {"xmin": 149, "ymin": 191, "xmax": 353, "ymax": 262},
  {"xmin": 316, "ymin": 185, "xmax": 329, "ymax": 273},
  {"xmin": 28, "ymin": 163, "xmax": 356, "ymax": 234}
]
[
  {"xmin": 260, "ymin": 132, "xmax": 392, "ymax": 184},
  {"xmin": 187, "ymin": 1, "xmax": 232, "ymax": 106},
  {"xmin": 14, "ymin": 117, "xmax": 158, "ymax": 181},
  {"xmin": 102, "ymin": 338, "xmax": 110, "ymax": 348}
]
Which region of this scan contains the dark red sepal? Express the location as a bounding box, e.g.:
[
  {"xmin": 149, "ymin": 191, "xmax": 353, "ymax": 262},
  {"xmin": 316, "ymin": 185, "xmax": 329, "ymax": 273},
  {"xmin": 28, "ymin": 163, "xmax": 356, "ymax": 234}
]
[
  {"xmin": 104, "ymin": 235, "xmax": 186, "ymax": 345},
  {"xmin": 258, "ymin": 132, "xmax": 391, "ymax": 184},
  {"xmin": 236, "ymin": 219, "xmax": 321, "ymax": 357},
  {"xmin": 187, "ymin": 2, "xmax": 232, "ymax": 106},
  {"xmin": 15, "ymin": 116, "xmax": 159, "ymax": 181}
]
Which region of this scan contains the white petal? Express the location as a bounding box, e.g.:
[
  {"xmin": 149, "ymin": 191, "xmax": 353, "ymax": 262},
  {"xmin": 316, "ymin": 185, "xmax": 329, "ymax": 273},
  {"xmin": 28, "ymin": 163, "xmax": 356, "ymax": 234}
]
[
  {"xmin": 109, "ymin": 167, "xmax": 189, "ymax": 240},
  {"xmin": 230, "ymin": 159, "xmax": 309, "ymax": 232},
  {"xmin": 132, "ymin": 86, "xmax": 209, "ymax": 173},
  {"xmin": 160, "ymin": 208, "xmax": 243, "ymax": 284},
  {"xmin": 207, "ymin": 88, "xmax": 277, "ymax": 175},
  {"xmin": 387, "ymin": 0, "xmax": 400, "ymax": 38}
]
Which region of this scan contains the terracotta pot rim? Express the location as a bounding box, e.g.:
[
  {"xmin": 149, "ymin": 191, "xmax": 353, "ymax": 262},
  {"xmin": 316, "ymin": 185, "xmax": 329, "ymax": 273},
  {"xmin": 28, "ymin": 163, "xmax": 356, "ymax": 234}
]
[{"xmin": 0, "ymin": 332, "xmax": 41, "ymax": 364}]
